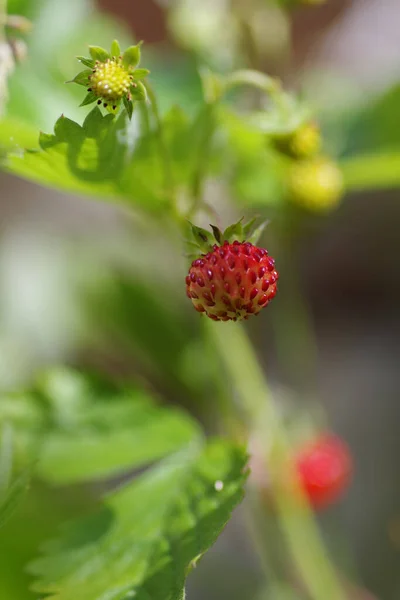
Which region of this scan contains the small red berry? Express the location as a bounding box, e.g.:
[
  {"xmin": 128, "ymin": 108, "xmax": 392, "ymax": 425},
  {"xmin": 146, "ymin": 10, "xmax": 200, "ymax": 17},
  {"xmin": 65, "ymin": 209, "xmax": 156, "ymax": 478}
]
[
  {"xmin": 186, "ymin": 241, "xmax": 278, "ymax": 321},
  {"xmin": 296, "ymin": 434, "xmax": 352, "ymax": 509}
]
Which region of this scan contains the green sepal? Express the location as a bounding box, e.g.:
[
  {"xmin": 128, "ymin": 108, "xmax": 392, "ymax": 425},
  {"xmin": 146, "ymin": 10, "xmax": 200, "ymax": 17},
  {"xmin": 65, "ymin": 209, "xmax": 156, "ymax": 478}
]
[
  {"xmin": 89, "ymin": 45, "xmax": 110, "ymax": 62},
  {"xmin": 222, "ymin": 218, "xmax": 244, "ymax": 243},
  {"xmin": 210, "ymin": 224, "xmax": 222, "ymax": 244},
  {"xmin": 247, "ymin": 220, "xmax": 269, "ymax": 245},
  {"xmin": 77, "ymin": 55, "xmax": 95, "ymax": 68},
  {"xmin": 79, "ymin": 91, "xmax": 98, "ymax": 107},
  {"xmin": 110, "ymin": 39, "xmax": 121, "ymax": 58},
  {"xmin": 132, "ymin": 68, "xmax": 150, "ymax": 80},
  {"xmin": 242, "ymin": 216, "xmax": 257, "ymax": 238},
  {"xmin": 188, "ymin": 222, "xmax": 216, "ymax": 254},
  {"xmin": 122, "ymin": 43, "xmax": 142, "ymax": 69},
  {"xmin": 123, "ymin": 96, "xmax": 134, "ymax": 120},
  {"xmin": 68, "ymin": 69, "xmax": 92, "ymax": 87},
  {"xmin": 130, "ymin": 81, "xmax": 147, "ymax": 102}
]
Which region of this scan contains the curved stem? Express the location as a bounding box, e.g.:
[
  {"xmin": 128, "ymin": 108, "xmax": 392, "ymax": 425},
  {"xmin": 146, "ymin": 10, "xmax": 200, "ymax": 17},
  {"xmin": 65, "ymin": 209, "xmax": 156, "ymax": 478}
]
[{"xmin": 207, "ymin": 320, "xmax": 346, "ymax": 600}]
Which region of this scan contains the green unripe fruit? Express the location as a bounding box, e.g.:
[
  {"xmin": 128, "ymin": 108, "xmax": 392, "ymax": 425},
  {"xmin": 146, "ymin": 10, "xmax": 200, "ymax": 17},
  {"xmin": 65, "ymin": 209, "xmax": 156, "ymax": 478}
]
[
  {"xmin": 89, "ymin": 58, "xmax": 134, "ymax": 105},
  {"xmin": 287, "ymin": 157, "xmax": 344, "ymax": 212},
  {"xmin": 273, "ymin": 122, "xmax": 321, "ymax": 159}
]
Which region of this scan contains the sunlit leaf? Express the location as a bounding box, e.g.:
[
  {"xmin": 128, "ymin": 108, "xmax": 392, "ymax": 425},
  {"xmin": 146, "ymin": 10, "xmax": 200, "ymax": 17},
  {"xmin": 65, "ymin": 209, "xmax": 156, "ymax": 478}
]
[{"xmin": 30, "ymin": 440, "xmax": 247, "ymax": 600}]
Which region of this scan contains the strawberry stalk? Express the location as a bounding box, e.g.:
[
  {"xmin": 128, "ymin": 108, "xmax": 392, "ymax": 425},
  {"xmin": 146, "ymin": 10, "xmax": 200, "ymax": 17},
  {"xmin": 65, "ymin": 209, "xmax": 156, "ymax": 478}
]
[{"xmin": 208, "ymin": 320, "xmax": 347, "ymax": 600}]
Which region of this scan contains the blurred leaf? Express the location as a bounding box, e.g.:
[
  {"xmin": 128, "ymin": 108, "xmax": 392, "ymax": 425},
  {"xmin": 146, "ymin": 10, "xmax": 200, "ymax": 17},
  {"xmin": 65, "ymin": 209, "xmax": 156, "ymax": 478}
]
[
  {"xmin": 217, "ymin": 108, "xmax": 286, "ymax": 207},
  {"xmin": 85, "ymin": 272, "xmax": 198, "ymax": 389},
  {"xmin": 0, "ymin": 468, "xmax": 30, "ymax": 529},
  {"xmin": 0, "ymin": 118, "xmax": 39, "ymax": 156},
  {"xmin": 1, "ymin": 368, "xmax": 202, "ymax": 484},
  {"xmin": 5, "ymin": 107, "xmax": 170, "ymax": 209},
  {"xmin": 344, "ymin": 85, "xmax": 400, "ymax": 156},
  {"xmin": 30, "ymin": 440, "xmax": 247, "ymax": 600},
  {"xmin": 341, "ymin": 152, "xmax": 400, "ymax": 191}
]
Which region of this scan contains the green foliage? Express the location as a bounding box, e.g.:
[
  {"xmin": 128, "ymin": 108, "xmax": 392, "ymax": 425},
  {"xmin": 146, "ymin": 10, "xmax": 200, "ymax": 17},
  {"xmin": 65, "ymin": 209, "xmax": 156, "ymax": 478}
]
[
  {"xmin": 0, "ymin": 368, "xmax": 201, "ymax": 484},
  {"xmin": 0, "ymin": 468, "xmax": 30, "ymax": 529},
  {"xmin": 30, "ymin": 439, "xmax": 247, "ymax": 600},
  {"xmin": 0, "ymin": 368, "xmax": 248, "ymax": 597}
]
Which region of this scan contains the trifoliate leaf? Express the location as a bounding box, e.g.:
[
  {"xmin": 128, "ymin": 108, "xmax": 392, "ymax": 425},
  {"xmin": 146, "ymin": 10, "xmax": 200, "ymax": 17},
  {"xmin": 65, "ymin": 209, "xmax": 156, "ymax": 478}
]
[
  {"xmin": 29, "ymin": 440, "xmax": 248, "ymax": 600},
  {"xmin": 0, "ymin": 367, "xmax": 202, "ymax": 485},
  {"xmin": 122, "ymin": 43, "xmax": 142, "ymax": 69},
  {"xmin": 88, "ymin": 45, "xmax": 110, "ymax": 62}
]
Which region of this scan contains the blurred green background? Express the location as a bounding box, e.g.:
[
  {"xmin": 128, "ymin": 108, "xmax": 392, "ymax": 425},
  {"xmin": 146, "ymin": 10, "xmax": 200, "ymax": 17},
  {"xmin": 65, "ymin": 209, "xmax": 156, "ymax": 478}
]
[{"xmin": 0, "ymin": 0, "xmax": 400, "ymax": 598}]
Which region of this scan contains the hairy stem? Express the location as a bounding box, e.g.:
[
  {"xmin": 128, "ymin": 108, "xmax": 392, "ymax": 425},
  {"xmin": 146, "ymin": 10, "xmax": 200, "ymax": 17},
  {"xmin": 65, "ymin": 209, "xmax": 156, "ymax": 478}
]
[{"xmin": 208, "ymin": 320, "xmax": 346, "ymax": 600}]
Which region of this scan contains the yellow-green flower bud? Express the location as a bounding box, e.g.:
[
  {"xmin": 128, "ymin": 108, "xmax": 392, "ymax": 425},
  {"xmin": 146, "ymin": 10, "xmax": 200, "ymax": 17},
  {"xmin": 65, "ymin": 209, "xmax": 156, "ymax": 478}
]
[
  {"xmin": 287, "ymin": 157, "xmax": 344, "ymax": 212},
  {"xmin": 273, "ymin": 122, "xmax": 321, "ymax": 159}
]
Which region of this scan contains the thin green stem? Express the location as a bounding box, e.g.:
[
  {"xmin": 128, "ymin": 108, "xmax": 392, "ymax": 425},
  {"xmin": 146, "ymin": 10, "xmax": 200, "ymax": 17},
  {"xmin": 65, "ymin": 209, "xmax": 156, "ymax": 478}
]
[
  {"xmin": 188, "ymin": 103, "xmax": 216, "ymax": 219},
  {"xmin": 223, "ymin": 69, "xmax": 291, "ymax": 115},
  {"xmin": 0, "ymin": 423, "xmax": 13, "ymax": 498},
  {"xmin": 207, "ymin": 321, "xmax": 346, "ymax": 600},
  {"xmin": 144, "ymin": 82, "xmax": 180, "ymax": 220}
]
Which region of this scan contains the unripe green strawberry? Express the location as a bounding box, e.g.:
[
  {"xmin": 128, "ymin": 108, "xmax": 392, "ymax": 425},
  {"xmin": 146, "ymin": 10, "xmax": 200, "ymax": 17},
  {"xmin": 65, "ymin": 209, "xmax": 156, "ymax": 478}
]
[
  {"xmin": 287, "ymin": 156, "xmax": 344, "ymax": 212},
  {"xmin": 296, "ymin": 433, "xmax": 352, "ymax": 509},
  {"xmin": 70, "ymin": 40, "xmax": 149, "ymax": 117},
  {"xmin": 273, "ymin": 122, "xmax": 321, "ymax": 159},
  {"xmin": 186, "ymin": 240, "xmax": 278, "ymax": 321}
]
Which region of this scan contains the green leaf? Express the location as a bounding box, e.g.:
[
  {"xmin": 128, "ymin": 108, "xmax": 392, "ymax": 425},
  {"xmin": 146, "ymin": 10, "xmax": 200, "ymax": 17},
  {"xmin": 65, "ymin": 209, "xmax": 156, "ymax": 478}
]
[
  {"xmin": 123, "ymin": 96, "xmax": 134, "ymax": 120},
  {"xmin": 29, "ymin": 440, "xmax": 248, "ymax": 599},
  {"xmin": 68, "ymin": 69, "xmax": 92, "ymax": 87},
  {"xmin": 133, "ymin": 68, "xmax": 150, "ymax": 80},
  {"xmin": 4, "ymin": 367, "xmax": 202, "ymax": 485},
  {"xmin": 0, "ymin": 468, "xmax": 30, "ymax": 529},
  {"xmin": 122, "ymin": 43, "xmax": 141, "ymax": 69},
  {"xmin": 340, "ymin": 151, "xmax": 400, "ymax": 191},
  {"xmin": 5, "ymin": 107, "xmax": 175, "ymax": 210},
  {"xmin": 88, "ymin": 45, "xmax": 110, "ymax": 62},
  {"xmin": 77, "ymin": 56, "xmax": 95, "ymax": 69},
  {"xmin": 0, "ymin": 117, "xmax": 39, "ymax": 156},
  {"xmin": 110, "ymin": 39, "xmax": 121, "ymax": 58}
]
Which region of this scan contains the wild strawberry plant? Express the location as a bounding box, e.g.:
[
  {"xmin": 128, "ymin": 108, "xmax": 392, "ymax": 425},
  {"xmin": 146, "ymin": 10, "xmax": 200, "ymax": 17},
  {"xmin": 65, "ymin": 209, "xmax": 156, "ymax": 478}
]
[{"xmin": 0, "ymin": 0, "xmax": 396, "ymax": 599}]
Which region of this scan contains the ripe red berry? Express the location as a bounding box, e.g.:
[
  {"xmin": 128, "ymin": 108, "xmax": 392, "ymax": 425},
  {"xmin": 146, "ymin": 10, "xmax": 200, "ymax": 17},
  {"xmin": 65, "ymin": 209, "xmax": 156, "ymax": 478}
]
[
  {"xmin": 186, "ymin": 240, "xmax": 278, "ymax": 321},
  {"xmin": 295, "ymin": 434, "xmax": 352, "ymax": 509}
]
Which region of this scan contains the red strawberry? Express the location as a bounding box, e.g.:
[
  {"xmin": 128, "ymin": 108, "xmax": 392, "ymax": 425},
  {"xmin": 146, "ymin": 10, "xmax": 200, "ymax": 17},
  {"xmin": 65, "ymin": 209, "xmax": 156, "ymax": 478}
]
[
  {"xmin": 186, "ymin": 239, "xmax": 278, "ymax": 321},
  {"xmin": 295, "ymin": 434, "xmax": 352, "ymax": 509}
]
